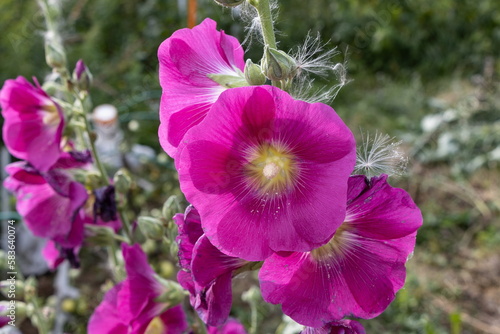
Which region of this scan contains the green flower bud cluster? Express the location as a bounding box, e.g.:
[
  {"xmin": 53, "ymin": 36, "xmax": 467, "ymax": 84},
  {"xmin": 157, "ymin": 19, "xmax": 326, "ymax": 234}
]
[
  {"xmin": 261, "ymin": 46, "xmax": 298, "ymax": 82},
  {"xmin": 244, "ymin": 59, "xmax": 267, "ymax": 85}
]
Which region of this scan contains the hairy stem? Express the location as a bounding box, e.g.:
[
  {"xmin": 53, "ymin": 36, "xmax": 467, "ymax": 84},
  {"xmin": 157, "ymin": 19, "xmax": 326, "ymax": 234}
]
[{"xmin": 251, "ymin": 0, "xmax": 277, "ymax": 49}]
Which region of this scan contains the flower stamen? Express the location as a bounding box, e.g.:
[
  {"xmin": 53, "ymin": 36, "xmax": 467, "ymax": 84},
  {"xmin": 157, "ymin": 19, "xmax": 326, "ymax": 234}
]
[{"xmin": 245, "ymin": 143, "xmax": 297, "ymax": 194}]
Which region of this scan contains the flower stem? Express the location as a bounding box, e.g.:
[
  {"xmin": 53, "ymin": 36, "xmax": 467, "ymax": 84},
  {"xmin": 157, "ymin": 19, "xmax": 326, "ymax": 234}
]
[
  {"xmin": 252, "ymin": 0, "xmax": 277, "ymax": 49},
  {"xmin": 82, "ymin": 110, "xmax": 109, "ymax": 186},
  {"xmin": 118, "ymin": 209, "xmax": 134, "ymax": 244},
  {"xmin": 77, "ymin": 94, "xmax": 134, "ymax": 244},
  {"xmin": 31, "ymin": 295, "xmax": 49, "ymax": 334}
]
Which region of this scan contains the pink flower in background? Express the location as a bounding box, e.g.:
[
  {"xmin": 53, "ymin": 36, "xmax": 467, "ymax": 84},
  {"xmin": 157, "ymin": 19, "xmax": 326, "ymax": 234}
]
[
  {"xmin": 208, "ymin": 318, "xmax": 247, "ymax": 334},
  {"xmin": 88, "ymin": 244, "xmax": 188, "ymax": 333},
  {"xmin": 5, "ymin": 151, "xmax": 95, "ymax": 269},
  {"xmin": 177, "ymin": 86, "xmax": 356, "ymax": 261},
  {"xmin": 301, "ymin": 320, "xmax": 366, "ymax": 334},
  {"xmin": 174, "ymin": 206, "xmax": 249, "ymax": 326},
  {"xmin": 4, "ymin": 161, "xmax": 88, "ymax": 249},
  {"xmin": 1, "ymin": 76, "xmax": 64, "ymax": 171},
  {"xmin": 158, "ymin": 18, "xmax": 246, "ymax": 157},
  {"xmin": 259, "ymin": 174, "xmax": 423, "ymax": 327}
]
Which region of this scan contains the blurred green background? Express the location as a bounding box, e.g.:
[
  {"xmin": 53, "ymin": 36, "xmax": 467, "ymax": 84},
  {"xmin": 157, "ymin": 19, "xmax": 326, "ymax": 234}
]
[{"xmin": 1, "ymin": 0, "xmax": 499, "ymax": 333}]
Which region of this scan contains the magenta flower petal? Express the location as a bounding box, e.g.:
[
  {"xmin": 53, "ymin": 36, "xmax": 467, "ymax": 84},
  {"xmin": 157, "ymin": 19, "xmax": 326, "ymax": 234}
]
[
  {"xmin": 197, "ymin": 271, "xmax": 234, "ymax": 326},
  {"xmin": 42, "ymin": 240, "xmax": 65, "ymax": 270},
  {"xmin": 4, "ymin": 162, "xmax": 87, "ymax": 248},
  {"xmin": 174, "ymin": 205, "xmax": 204, "ymax": 270},
  {"xmin": 157, "ymin": 305, "xmax": 189, "ymax": 334},
  {"xmin": 175, "ymin": 207, "xmax": 243, "ymax": 327},
  {"xmin": 51, "ymin": 150, "xmax": 92, "ymax": 169},
  {"xmin": 177, "ymin": 86, "xmax": 356, "ymax": 260},
  {"xmin": 192, "ymin": 235, "xmax": 248, "ymax": 287},
  {"xmin": 158, "ymin": 18, "xmax": 245, "ymax": 157},
  {"xmin": 118, "ymin": 243, "xmax": 164, "ymax": 323},
  {"xmin": 208, "ymin": 318, "xmax": 248, "ymax": 334},
  {"xmin": 259, "ymin": 174, "xmax": 423, "ymax": 327},
  {"xmin": 87, "ymin": 283, "xmax": 129, "ymax": 334},
  {"xmin": 88, "ymin": 244, "xmax": 187, "ymax": 333},
  {"xmin": 301, "ymin": 320, "xmax": 366, "ymax": 334},
  {"xmin": 1, "ymin": 76, "xmax": 64, "ymax": 171}
]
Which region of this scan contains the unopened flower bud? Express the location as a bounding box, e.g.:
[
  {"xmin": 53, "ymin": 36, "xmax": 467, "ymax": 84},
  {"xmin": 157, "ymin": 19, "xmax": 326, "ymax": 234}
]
[
  {"xmin": 61, "ymin": 298, "xmax": 77, "ymax": 313},
  {"xmin": 0, "ymin": 280, "xmax": 24, "ymax": 300},
  {"xmin": 85, "ymin": 225, "xmax": 116, "ymax": 246},
  {"xmin": 138, "ymin": 216, "xmax": 165, "ymax": 241},
  {"xmin": 244, "ymin": 59, "xmax": 267, "ymax": 85},
  {"xmin": 213, "ymin": 0, "xmax": 245, "ymax": 7},
  {"xmin": 44, "ymin": 37, "xmax": 66, "ymax": 69},
  {"xmin": 0, "ymin": 301, "xmax": 27, "ymax": 323},
  {"xmin": 113, "ymin": 168, "xmax": 132, "ymax": 194},
  {"xmin": 24, "ymin": 276, "xmax": 37, "ymax": 302},
  {"xmin": 262, "ymin": 46, "xmax": 297, "ymax": 81},
  {"xmin": 161, "ymin": 195, "xmax": 178, "ymax": 220},
  {"xmin": 72, "ymin": 59, "xmax": 93, "ymax": 91},
  {"xmin": 158, "ymin": 261, "xmax": 175, "ymax": 278},
  {"xmin": 154, "ymin": 276, "xmax": 187, "ymax": 307},
  {"xmin": 242, "ymin": 285, "xmax": 261, "ymax": 304}
]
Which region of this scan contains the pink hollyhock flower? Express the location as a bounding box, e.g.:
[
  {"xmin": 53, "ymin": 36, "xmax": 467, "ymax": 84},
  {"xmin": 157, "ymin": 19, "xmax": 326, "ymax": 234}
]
[
  {"xmin": 208, "ymin": 318, "xmax": 247, "ymax": 334},
  {"xmin": 4, "ymin": 161, "xmax": 88, "ymax": 249},
  {"xmin": 88, "ymin": 244, "xmax": 188, "ymax": 334},
  {"xmin": 177, "ymin": 85, "xmax": 356, "ymax": 260},
  {"xmin": 158, "ymin": 18, "xmax": 246, "ymax": 157},
  {"xmin": 301, "ymin": 320, "xmax": 366, "ymax": 334},
  {"xmin": 174, "ymin": 206, "xmax": 249, "ymax": 326},
  {"xmin": 1, "ymin": 76, "xmax": 64, "ymax": 171},
  {"xmin": 259, "ymin": 174, "xmax": 423, "ymax": 327}
]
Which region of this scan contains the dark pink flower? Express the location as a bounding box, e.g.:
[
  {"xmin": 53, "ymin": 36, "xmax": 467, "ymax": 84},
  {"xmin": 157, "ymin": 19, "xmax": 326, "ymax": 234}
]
[
  {"xmin": 174, "ymin": 205, "xmax": 204, "ymax": 270},
  {"xmin": 301, "ymin": 320, "xmax": 366, "ymax": 334},
  {"xmin": 174, "ymin": 206, "xmax": 248, "ymax": 326},
  {"xmin": 208, "ymin": 318, "xmax": 247, "ymax": 334},
  {"xmin": 177, "ymin": 86, "xmax": 356, "ymax": 261},
  {"xmin": 259, "ymin": 175, "xmax": 423, "ymax": 327},
  {"xmin": 158, "ymin": 18, "xmax": 246, "ymax": 157},
  {"xmin": 93, "ymin": 185, "xmax": 118, "ymax": 222},
  {"xmin": 4, "ymin": 161, "xmax": 88, "ymax": 248},
  {"xmin": 88, "ymin": 244, "xmax": 188, "ymax": 334},
  {"xmin": 1, "ymin": 76, "xmax": 64, "ymax": 171}
]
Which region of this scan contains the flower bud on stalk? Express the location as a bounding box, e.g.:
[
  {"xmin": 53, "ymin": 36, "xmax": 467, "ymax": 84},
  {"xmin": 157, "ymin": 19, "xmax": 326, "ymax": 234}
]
[
  {"xmin": 0, "ymin": 280, "xmax": 25, "ymax": 300},
  {"xmin": 85, "ymin": 225, "xmax": 117, "ymax": 246},
  {"xmin": 44, "ymin": 29, "xmax": 66, "ymax": 70},
  {"xmin": 72, "ymin": 59, "xmax": 93, "ymax": 91},
  {"xmin": 262, "ymin": 46, "xmax": 298, "ymax": 81},
  {"xmin": 154, "ymin": 276, "xmax": 187, "ymax": 308},
  {"xmin": 213, "ymin": 0, "xmax": 245, "ymax": 7},
  {"xmin": 244, "ymin": 59, "xmax": 267, "ymax": 85},
  {"xmin": 161, "ymin": 195, "xmax": 179, "ymax": 220},
  {"xmin": 138, "ymin": 216, "xmax": 166, "ymax": 240},
  {"xmin": 113, "ymin": 168, "xmax": 132, "ymax": 194},
  {"xmin": 0, "ymin": 301, "xmax": 27, "ymax": 323}
]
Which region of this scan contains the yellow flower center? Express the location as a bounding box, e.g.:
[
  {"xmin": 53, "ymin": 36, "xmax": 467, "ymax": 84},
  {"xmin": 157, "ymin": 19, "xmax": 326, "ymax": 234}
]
[
  {"xmin": 245, "ymin": 143, "xmax": 297, "ymax": 194},
  {"xmin": 144, "ymin": 316, "xmax": 166, "ymax": 334},
  {"xmin": 310, "ymin": 224, "xmax": 352, "ymax": 261},
  {"xmin": 42, "ymin": 102, "xmax": 60, "ymax": 127}
]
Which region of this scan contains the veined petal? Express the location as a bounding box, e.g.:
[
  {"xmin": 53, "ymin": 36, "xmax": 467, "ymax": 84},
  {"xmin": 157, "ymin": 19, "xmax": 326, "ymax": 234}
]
[
  {"xmin": 260, "ymin": 175, "xmax": 422, "ymax": 326},
  {"xmin": 192, "ymin": 235, "xmax": 248, "ymax": 287},
  {"xmin": 158, "ymin": 18, "xmax": 245, "ymax": 157},
  {"xmin": 1, "ymin": 76, "xmax": 64, "ymax": 171},
  {"xmin": 178, "ymin": 86, "xmax": 356, "ymax": 260}
]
